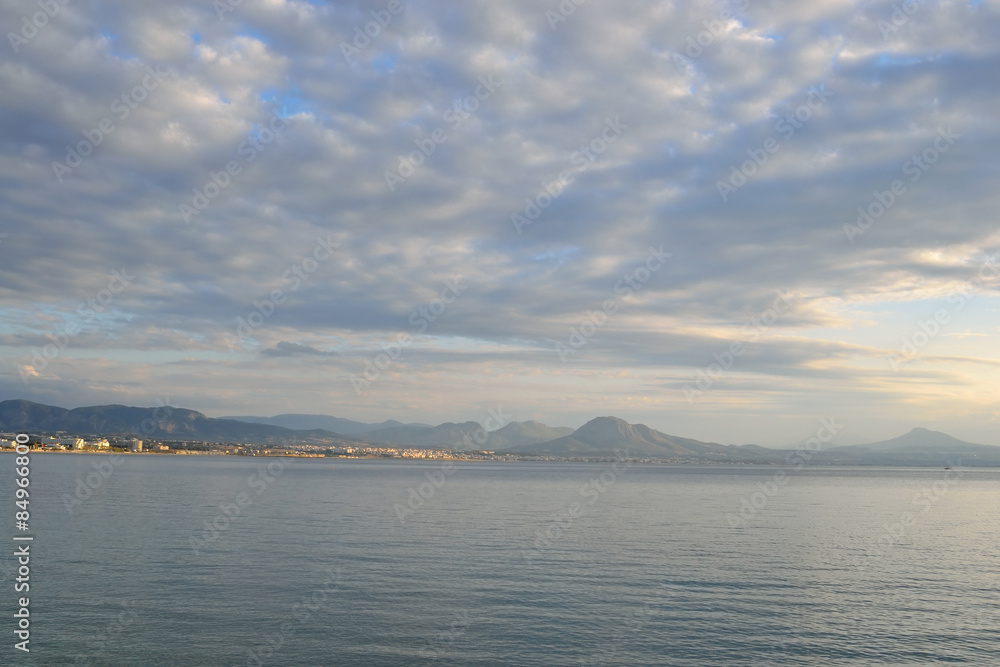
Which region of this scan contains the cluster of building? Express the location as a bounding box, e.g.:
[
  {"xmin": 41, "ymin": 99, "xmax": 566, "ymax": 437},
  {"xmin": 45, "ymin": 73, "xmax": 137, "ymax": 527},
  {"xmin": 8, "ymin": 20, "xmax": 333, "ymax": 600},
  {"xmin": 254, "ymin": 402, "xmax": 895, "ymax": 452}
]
[
  {"xmin": 208, "ymin": 443, "xmax": 486, "ymax": 458},
  {"xmin": 0, "ymin": 434, "xmax": 531, "ymax": 461},
  {"xmin": 0, "ymin": 434, "xmax": 146, "ymax": 452},
  {"xmin": 340, "ymin": 445, "xmax": 456, "ymax": 458},
  {"xmin": 329, "ymin": 445, "xmax": 517, "ymax": 460}
]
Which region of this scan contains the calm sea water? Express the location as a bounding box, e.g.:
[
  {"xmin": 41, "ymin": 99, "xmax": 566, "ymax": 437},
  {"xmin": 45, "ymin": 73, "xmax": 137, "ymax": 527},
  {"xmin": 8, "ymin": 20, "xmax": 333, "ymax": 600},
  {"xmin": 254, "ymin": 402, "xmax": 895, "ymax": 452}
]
[{"xmin": 1, "ymin": 453, "xmax": 998, "ymax": 666}]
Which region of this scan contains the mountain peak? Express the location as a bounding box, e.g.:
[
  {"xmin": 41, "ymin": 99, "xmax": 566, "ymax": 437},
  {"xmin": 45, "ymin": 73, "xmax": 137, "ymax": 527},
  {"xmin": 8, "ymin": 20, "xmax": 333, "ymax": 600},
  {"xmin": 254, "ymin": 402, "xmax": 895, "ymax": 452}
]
[
  {"xmin": 576, "ymin": 416, "xmax": 635, "ymax": 437},
  {"xmin": 579, "ymin": 416, "xmax": 630, "ymax": 428},
  {"xmin": 854, "ymin": 427, "xmax": 981, "ymax": 452}
]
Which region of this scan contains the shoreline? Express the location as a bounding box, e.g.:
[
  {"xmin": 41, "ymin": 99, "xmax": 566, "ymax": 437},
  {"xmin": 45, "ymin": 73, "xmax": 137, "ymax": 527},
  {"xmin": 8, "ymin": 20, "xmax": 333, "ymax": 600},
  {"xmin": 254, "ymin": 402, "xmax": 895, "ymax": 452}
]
[{"xmin": 2, "ymin": 449, "xmax": 996, "ymax": 469}]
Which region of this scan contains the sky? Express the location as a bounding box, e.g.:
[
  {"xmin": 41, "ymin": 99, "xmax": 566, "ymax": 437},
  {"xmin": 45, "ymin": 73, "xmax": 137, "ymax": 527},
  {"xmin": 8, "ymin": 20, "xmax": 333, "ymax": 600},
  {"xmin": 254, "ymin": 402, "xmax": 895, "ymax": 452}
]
[{"xmin": 1, "ymin": 0, "xmax": 998, "ymax": 447}]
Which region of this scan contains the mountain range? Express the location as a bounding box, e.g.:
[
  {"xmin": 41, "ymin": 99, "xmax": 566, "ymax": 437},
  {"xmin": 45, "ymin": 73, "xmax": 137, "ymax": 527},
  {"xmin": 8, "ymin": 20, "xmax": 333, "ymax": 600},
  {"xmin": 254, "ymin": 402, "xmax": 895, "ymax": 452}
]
[
  {"xmin": 219, "ymin": 413, "xmax": 431, "ymax": 435},
  {"xmin": 2, "ymin": 400, "xmax": 997, "ymax": 466},
  {"xmin": 0, "ymin": 400, "xmax": 346, "ymax": 445},
  {"xmin": 811, "ymin": 428, "xmax": 999, "ymax": 466},
  {"xmin": 503, "ymin": 416, "xmax": 777, "ymax": 462}
]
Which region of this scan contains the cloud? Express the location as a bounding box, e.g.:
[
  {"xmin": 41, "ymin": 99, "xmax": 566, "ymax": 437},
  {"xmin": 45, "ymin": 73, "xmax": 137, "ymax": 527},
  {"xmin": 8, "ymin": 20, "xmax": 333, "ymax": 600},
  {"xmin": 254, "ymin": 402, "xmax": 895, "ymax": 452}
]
[
  {"xmin": 260, "ymin": 341, "xmax": 338, "ymax": 357},
  {"xmin": 1, "ymin": 0, "xmax": 998, "ymax": 445}
]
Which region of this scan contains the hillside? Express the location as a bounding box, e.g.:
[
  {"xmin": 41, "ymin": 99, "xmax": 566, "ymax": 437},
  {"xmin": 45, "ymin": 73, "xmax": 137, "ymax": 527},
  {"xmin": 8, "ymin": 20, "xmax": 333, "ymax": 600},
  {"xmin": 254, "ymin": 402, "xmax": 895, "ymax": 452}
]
[
  {"xmin": 361, "ymin": 421, "xmax": 486, "ymax": 449},
  {"xmin": 483, "ymin": 420, "xmax": 574, "ymax": 450},
  {"xmin": 0, "ymin": 400, "xmax": 340, "ymax": 444},
  {"xmin": 815, "ymin": 427, "xmax": 1000, "ymax": 466},
  {"xmin": 221, "ymin": 413, "xmax": 428, "ymax": 435},
  {"xmin": 506, "ymin": 416, "xmax": 776, "ymax": 461}
]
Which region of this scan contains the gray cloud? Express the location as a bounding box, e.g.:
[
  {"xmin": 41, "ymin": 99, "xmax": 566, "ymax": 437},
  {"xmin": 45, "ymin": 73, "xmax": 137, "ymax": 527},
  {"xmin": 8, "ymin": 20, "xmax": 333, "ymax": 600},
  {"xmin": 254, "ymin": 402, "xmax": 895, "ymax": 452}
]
[
  {"xmin": 1, "ymin": 0, "xmax": 998, "ymax": 445},
  {"xmin": 260, "ymin": 341, "xmax": 338, "ymax": 357}
]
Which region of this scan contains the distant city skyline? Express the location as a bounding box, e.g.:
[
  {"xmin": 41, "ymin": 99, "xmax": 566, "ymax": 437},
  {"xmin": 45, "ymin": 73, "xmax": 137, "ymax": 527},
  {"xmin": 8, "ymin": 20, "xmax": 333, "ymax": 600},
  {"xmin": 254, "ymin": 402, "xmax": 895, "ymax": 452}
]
[{"xmin": 2, "ymin": 1, "xmax": 998, "ymax": 448}]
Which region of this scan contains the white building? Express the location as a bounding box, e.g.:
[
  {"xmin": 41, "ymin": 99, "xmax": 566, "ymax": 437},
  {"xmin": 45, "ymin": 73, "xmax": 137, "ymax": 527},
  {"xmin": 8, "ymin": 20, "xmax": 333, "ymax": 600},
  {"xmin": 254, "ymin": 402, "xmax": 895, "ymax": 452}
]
[
  {"xmin": 75, "ymin": 438, "xmax": 110, "ymax": 449},
  {"xmin": 129, "ymin": 439, "xmax": 143, "ymax": 452}
]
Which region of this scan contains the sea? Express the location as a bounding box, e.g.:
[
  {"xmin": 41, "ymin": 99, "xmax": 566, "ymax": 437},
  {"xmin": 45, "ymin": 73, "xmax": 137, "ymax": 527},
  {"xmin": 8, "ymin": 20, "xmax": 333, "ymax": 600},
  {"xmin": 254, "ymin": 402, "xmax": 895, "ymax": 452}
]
[{"xmin": 1, "ymin": 453, "xmax": 998, "ymax": 666}]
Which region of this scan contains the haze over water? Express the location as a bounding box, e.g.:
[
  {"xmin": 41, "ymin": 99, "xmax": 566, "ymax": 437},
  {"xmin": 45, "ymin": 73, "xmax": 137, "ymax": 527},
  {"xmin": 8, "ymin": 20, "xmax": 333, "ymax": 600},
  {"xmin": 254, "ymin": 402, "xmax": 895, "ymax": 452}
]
[{"xmin": 5, "ymin": 454, "xmax": 997, "ymax": 666}]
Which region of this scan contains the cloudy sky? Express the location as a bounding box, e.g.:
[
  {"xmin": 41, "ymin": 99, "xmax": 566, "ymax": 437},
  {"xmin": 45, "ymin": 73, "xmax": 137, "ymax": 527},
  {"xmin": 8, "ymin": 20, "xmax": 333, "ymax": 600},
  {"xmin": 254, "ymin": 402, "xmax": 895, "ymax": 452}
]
[{"xmin": 1, "ymin": 0, "xmax": 998, "ymax": 446}]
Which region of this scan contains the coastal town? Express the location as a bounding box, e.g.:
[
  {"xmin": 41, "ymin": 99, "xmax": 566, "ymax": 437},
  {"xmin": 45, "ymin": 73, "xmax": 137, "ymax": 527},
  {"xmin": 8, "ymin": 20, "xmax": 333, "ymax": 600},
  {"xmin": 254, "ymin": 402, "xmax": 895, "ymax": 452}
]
[{"xmin": 0, "ymin": 432, "xmax": 524, "ymax": 461}]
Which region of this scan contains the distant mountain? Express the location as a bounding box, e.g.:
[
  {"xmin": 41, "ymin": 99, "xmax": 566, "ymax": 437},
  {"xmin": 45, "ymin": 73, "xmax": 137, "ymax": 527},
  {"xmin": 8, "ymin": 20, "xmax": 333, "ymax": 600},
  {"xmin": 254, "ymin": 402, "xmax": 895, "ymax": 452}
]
[
  {"xmin": 5, "ymin": 400, "xmax": 998, "ymax": 465},
  {"xmin": 221, "ymin": 413, "xmax": 430, "ymax": 435},
  {"xmin": 840, "ymin": 427, "xmax": 980, "ymax": 452},
  {"xmin": 0, "ymin": 399, "xmax": 66, "ymax": 428},
  {"xmin": 817, "ymin": 427, "xmax": 1000, "ymax": 466},
  {"xmin": 351, "ymin": 419, "xmax": 574, "ymax": 451},
  {"xmin": 505, "ymin": 416, "xmax": 776, "ymax": 461},
  {"xmin": 362, "ymin": 421, "xmax": 485, "ymax": 449},
  {"xmin": 0, "ymin": 400, "xmax": 344, "ymax": 445},
  {"xmin": 483, "ymin": 420, "xmax": 574, "ymax": 450},
  {"xmin": 0, "ymin": 400, "xmax": 570, "ymax": 451}
]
